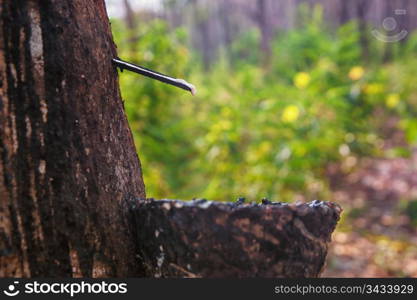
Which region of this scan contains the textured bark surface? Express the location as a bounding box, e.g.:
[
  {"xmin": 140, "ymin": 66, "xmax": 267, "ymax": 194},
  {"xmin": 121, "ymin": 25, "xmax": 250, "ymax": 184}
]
[
  {"xmin": 131, "ymin": 199, "xmax": 342, "ymax": 278},
  {"xmin": 0, "ymin": 0, "xmax": 145, "ymax": 277}
]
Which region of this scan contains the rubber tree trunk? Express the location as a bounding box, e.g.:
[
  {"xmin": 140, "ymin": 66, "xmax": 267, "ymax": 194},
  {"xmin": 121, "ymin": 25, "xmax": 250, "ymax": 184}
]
[{"xmin": 0, "ymin": 0, "xmax": 146, "ymax": 277}]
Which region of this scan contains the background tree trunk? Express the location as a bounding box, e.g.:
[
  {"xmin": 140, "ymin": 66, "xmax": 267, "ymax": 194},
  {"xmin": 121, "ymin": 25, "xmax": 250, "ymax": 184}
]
[
  {"xmin": 256, "ymin": 0, "xmax": 272, "ymax": 65},
  {"xmin": 0, "ymin": 0, "xmax": 145, "ymax": 277},
  {"xmin": 355, "ymin": 0, "xmax": 370, "ymax": 60}
]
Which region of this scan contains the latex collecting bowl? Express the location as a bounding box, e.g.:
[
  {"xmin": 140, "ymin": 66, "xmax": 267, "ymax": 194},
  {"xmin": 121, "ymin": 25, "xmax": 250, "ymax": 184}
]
[{"xmin": 129, "ymin": 199, "xmax": 342, "ymax": 278}]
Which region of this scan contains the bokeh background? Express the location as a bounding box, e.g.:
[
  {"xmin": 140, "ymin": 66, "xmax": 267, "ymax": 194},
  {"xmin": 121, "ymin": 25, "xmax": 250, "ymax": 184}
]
[{"xmin": 105, "ymin": 0, "xmax": 417, "ymax": 277}]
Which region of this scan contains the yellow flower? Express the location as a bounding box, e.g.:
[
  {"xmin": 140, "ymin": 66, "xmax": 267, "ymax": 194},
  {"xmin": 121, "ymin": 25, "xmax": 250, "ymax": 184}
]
[
  {"xmin": 364, "ymin": 83, "xmax": 384, "ymax": 95},
  {"xmin": 282, "ymin": 105, "xmax": 300, "ymax": 123},
  {"xmin": 218, "ymin": 119, "xmax": 232, "ymax": 130},
  {"xmin": 294, "ymin": 72, "xmax": 311, "ymax": 89},
  {"xmin": 385, "ymin": 93, "xmax": 400, "ymax": 108},
  {"xmin": 348, "ymin": 66, "xmax": 365, "ymax": 81},
  {"xmin": 259, "ymin": 141, "xmax": 272, "ymax": 154}
]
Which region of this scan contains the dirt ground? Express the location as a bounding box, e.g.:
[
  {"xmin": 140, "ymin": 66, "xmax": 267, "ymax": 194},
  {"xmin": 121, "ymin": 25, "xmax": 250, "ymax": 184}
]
[{"xmin": 323, "ymin": 150, "xmax": 417, "ymax": 277}]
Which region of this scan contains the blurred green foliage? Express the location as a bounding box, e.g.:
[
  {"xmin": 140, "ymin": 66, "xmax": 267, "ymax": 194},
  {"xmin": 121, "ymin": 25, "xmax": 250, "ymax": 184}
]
[{"xmin": 111, "ymin": 6, "xmax": 417, "ymax": 202}]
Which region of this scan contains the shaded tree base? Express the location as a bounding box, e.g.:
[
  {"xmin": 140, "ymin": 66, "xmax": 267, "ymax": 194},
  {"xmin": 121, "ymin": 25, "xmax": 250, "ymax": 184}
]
[{"xmin": 130, "ymin": 199, "xmax": 342, "ymax": 278}]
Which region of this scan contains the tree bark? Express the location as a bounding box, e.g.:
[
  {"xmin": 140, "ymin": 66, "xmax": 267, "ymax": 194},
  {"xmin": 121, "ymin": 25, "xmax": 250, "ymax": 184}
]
[{"xmin": 0, "ymin": 0, "xmax": 145, "ymax": 277}]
